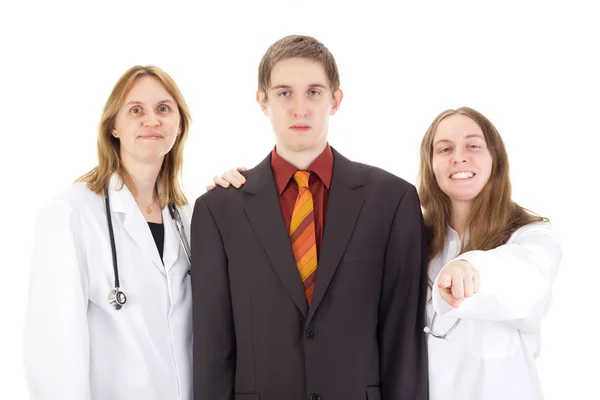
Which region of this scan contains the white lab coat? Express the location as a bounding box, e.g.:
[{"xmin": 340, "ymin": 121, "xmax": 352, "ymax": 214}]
[
  {"xmin": 426, "ymin": 221, "xmax": 562, "ymax": 400},
  {"xmin": 24, "ymin": 174, "xmax": 193, "ymax": 400}
]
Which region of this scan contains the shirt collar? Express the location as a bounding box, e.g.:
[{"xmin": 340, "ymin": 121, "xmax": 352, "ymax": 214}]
[{"xmin": 271, "ymin": 143, "xmax": 333, "ymax": 195}]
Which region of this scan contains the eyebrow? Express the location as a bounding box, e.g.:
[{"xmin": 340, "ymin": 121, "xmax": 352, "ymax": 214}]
[
  {"xmin": 433, "ymin": 134, "xmax": 485, "ymax": 146},
  {"xmin": 270, "ymin": 83, "xmax": 329, "ymax": 90},
  {"xmin": 125, "ymin": 99, "xmax": 175, "ymax": 107}
]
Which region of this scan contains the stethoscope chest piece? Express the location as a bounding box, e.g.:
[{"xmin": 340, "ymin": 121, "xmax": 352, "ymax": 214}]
[
  {"xmin": 104, "ymin": 186, "xmax": 191, "ymax": 311},
  {"xmin": 108, "ymin": 288, "xmax": 127, "ymax": 310}
]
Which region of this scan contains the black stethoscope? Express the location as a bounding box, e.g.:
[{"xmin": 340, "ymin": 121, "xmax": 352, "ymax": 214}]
[{"xmin": 104, "ymin": 188, "xmax": 192, "ymax": 310}]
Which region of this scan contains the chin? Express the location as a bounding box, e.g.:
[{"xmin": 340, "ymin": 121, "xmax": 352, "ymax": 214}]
[
  {"xmin": 450, "ymin": 192, "xmax": 480, "ymax": 202},
  {"xmin": 137, "ymin": 152, "xmax": 167, "ymax": 163},
  {"xmin": 281, "ymin": 140, "xmax": 313, "ymax": 152}
]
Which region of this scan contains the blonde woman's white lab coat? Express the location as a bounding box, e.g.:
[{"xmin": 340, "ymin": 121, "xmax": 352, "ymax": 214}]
[
  {"xmin": 426, "ymin": 222, "xmax": 562, "ymax": 400},
  {"xmin": 24, "ymin": 175, "xmax": 193, "ymax": 400}
]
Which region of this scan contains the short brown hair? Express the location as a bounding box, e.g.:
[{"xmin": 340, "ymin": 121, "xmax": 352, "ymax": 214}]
[
  {"xmin": 258, "ymin": 35, "xmax": 340, "ymax": 98},
  {"xmin": 76, "ymin": 65, "xmax": 192, "ymax": 207}
]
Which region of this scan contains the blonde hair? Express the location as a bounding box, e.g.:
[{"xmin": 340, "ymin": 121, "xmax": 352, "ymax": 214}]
[
  {"xmin": 258, "ymin": 35, "xmax": 340, "ymax": 100},
  {"xmin": 76, "ymin": 65, "xmax": 191, "ymax": 207},
  {"xmin": 418, "ymin": 107, "xmax": 547, "ymax": 263}
]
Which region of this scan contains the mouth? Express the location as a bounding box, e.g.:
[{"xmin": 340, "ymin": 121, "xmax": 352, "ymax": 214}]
[
  {"xmin": 289, "ymin": 125, "xmax": 311, "ymax": 132},
  {"xmin": 138, "ymin": 133, "xmax": 163, "ymax": 140},
  {"xmin": 449, "ymin": 171, "xmax": 476, "ymax": 180}
]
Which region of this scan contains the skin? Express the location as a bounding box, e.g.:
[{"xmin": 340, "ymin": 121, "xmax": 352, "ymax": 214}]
[
  {"xmin": 112, "ymin": 76, "xmax": 181, "ymax": 222},
  {"xmin": 431, "ymin": 114, "xmax": 493, "ymax": 308},
  {"xmin": 255, "ymin": 57, "xmax": 342, "ymax": 170},
  {"xmin": 207, "ymin": 57, "xmax": 343, "ymax": 190}
]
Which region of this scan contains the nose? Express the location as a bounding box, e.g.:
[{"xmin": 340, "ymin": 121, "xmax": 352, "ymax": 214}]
[
  {"xmin": 142, "ymin": 111, "xmax": 160, "ymax": 127},
  {"xmin": 291, "ymin": 97, "xmax": 308, "ymax": 118},
  {"xmin": 452, "ymin": 148, "xmax": 467, "ymax": 164}
]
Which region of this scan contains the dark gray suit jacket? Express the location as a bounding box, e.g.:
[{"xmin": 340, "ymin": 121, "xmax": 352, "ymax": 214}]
[{"xmin": 191, "ymin": 148, "xmax": 429, "ymax": 400}]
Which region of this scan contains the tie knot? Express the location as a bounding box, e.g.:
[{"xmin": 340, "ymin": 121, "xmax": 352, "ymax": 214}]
[{"xmin": 293, "ymin": 170, "xmax": 310, "ymax": 189}]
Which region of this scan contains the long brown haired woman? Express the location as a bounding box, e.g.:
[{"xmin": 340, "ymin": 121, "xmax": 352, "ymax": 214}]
[{"xmin": 420, "ymin": 107, "xmax": 561, "ymax": 400}]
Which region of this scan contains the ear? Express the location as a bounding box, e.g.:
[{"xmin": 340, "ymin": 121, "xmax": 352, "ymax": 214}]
[
  {"xmin": 256, "ymin": 90, "xmax": 268, "ymax": 115},
  {"xmin": 112, "ymin": 128, "xmax": 119, "ymax": 138},
  {"xmin": 329, "ymin": 89, "xmax": 344, "ymax": 116}
]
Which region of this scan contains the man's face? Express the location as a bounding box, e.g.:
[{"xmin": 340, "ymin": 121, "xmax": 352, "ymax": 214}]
[{"xmin": 257, "ymin": 57, "xmax": 342, "ymax": 155}]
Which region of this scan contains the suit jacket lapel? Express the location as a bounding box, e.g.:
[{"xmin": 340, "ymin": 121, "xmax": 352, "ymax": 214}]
[
  {"xmin": 243, "ymin": 155, "xmax": 309, "ymax": 318},
  {"xmin": 307, "ymin": 149, "xmax": 365, "ymax": 323}
]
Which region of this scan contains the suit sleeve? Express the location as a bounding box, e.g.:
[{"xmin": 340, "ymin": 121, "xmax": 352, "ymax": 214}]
[
  {"xmin": 24, "ymin": 200, "xmax": 91, "ymax": 400},
  {"xmin": 191, "ymin": 196, "xmax": 235, "ymax": 400},
  {"xmin": 379, "ymin": 185, "xmax": 429, "ymax": 399}
]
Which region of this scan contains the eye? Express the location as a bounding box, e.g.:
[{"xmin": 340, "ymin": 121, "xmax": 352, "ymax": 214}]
[
  {"xmin": 469, "ymin": 144, "xmax": 481, "ymax": 149},
  {"xmin": 440, "ymin": 147, "xmax": 451, "ymax": 153},
  {"xmin": 158, "ymin": 105, "xmax": 171, "ymax": 112},
  {"xmin": 130, "ymin": 106, "xmax": 142, "ymax": 114},
  {"xmin": 278, "ymin": 91, "xmax": 290, "ymax": 97},
  {"xmin": 308, "ymin": 90, "xmax": 320, "ymax": 96}
]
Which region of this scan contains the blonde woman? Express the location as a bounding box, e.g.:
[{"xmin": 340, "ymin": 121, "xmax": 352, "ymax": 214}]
[{"xmin": 24, "ymin": 66, "xmax": 193, "ymax": 400}]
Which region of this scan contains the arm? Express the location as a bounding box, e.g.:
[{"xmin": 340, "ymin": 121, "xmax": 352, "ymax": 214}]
[
  {"xmin": 432, "ymin": 222, "xmax": 562, "ymax": 331},
  {"xmin": 379, "ymin": 186, "xmax": 429, "ymax": 399},
  {"xmin": 191, "ymin": 197, "xmax": 235, "ymax": 400},
  {"xmin": 24, "ymin": 200, "xmax": 91, "ymax": 400}
]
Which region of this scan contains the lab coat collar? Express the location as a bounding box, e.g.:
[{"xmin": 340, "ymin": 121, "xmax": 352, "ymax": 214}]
[{"xmin": 105, "ymin": 173, "xmax": 181, "ymax": 276}]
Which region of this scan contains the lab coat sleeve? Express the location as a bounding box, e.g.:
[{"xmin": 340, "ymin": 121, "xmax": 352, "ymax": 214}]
[
  {"xmin": 24, "ymin": 198, "xmax": 91, "ymax": 400},
  {"xmin": 432, "ymin": 222, "xmax": 562, "ymax": 331}
]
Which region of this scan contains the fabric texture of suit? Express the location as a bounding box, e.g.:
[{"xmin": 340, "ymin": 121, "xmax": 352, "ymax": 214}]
[{"xmin": 191, "ymin": 148, "xmax": 429, "ymax": 400}]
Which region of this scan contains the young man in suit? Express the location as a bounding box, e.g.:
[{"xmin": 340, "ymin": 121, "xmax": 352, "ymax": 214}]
[{"xmin": 192, "ymin": 35, "xmax": 429, "ymax": 400}]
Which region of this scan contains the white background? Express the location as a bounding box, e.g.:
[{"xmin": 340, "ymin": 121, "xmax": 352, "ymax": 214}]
[{"xmin": 1, "ymin": 0, "xmax": 598, "ymax": 398}]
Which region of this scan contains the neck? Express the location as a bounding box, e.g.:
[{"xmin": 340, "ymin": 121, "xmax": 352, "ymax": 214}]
[
  {"xmin": 275, "ymin": 141, "xmax": 327, "ymax": 170},
  {"xmin": 121, "ymin": 153, "xmax": 163, "ymax": 203},
  {"xmin": 449, "ymin": 200, "xmax": 472, "ymax": 238}
]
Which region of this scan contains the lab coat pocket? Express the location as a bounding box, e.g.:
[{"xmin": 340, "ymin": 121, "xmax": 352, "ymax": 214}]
[
  {"xmin": 365, "ymin": 385, "xmax": 381, "ymax": 400},
  {"xmin": 234, "ymin": 393, "xmax": 260, "ymax": 399},
  {"xmin": 467, "ymin": 319, "xmax": 520, "ymax": 359}
]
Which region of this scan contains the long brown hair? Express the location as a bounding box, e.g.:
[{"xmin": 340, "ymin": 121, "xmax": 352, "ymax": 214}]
[
  {"xmin": 418, "ymin": 107, "xmax": 546, "ymax": 263},
  {"xmin": 76, "ymin": 65, "xmax": 191, "ymax": 207}
]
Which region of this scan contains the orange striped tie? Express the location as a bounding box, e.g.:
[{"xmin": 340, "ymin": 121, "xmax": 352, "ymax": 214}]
[{"xmin": 290, "ymin": 171, "xmax": 318, "ymax": 306}]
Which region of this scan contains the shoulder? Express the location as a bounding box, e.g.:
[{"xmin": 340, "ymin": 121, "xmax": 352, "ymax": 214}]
[
  {"xmin": 508, "ymin": 221, "xmax": 558, "ymax": 242},
  {"xmin": 505, "ymin": 221, "xmax": 562, "ymax": 262},
  {"xmin": 34, "ymin": 182, "xmax": 100, "ymax": 233},
  {"xmin": 193, "ymin": 186, "xmax": 245, "ymax": 217},
  {"xmin": 333, "ymin": 149, "xmax": 413, "ymax": 189},
  {"xmin": 40, "ymin": 182, "xmax": 98, "ymax": 216},
  {"xmin": 353, "ymin": 161, "xmax": 413, "ymax": 187},
  {"xmin": 196, "ymin": 161, "xmax": 267, "ymax": 207},
  {"xmin": 341, "ymin": 157, "xmax": 417, "ymax": 202}
]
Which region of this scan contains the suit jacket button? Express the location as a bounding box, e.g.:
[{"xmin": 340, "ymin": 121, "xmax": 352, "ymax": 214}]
[
  {"xmin": 308, "ymin": 394, "xmax": 321, "ymax": 400},
  {"xmin": 306, "ymin": 329, "xmax": 317, "ymax": 339}
]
